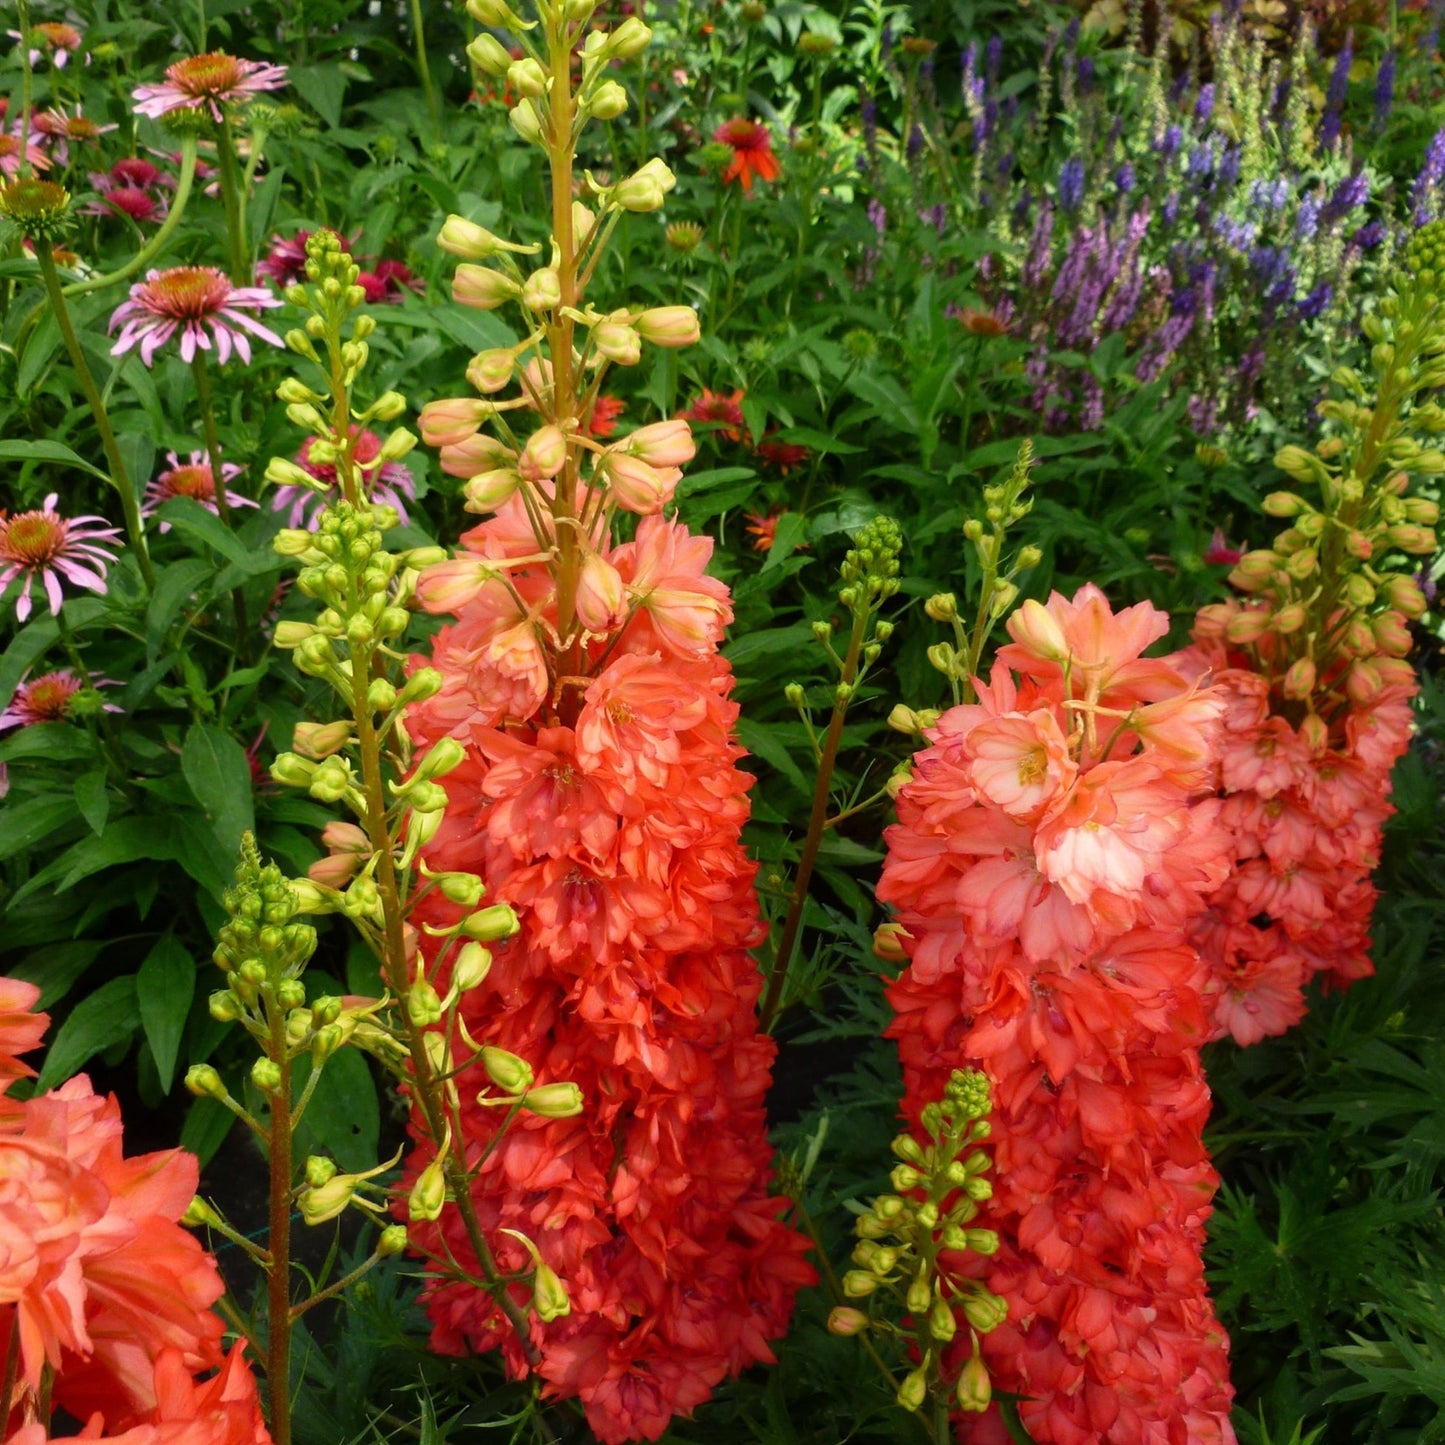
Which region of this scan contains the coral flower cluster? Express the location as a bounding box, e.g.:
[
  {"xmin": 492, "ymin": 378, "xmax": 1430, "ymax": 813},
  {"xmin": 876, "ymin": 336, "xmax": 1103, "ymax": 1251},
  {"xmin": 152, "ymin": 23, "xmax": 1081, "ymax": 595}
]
[
  {"xmin": 0, "ymin": 978, "xmax": 269, "ymax": 1443},
  {"xmin": 402, "ymin": 476, "xmax": 813, "ymax": 1444},
  {"xmin": 1183, "ymin": 604, "xmax": 1418, "ymax": 1045},
  {"xmin": 878, "ymin": 586, "xmax": 1238, "ymax": 1445}
]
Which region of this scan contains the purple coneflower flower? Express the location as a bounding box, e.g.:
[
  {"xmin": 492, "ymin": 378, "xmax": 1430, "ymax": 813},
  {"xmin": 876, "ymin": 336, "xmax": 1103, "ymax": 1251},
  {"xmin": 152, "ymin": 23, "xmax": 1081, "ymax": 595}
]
[
  {"xmin": 0, "ymin": 495, "xmax": 121, "ymax": 623},
  {"xmin": 270, "ymin": 432, "xmax": 418, "ymax": 529},
  {"xmin": 0, "ymin": 128, "xmax": 50, "ymax": 180},
  {"xmin": 7, "ymin": 21, "xmax": 82, "ymax": 68},
  {"xmin": 132, "ymin": 52, "xmax": 288, "ymax": 124},
  {"xmin": 109, "ymin": 266, "xmax": 284, "ymax": 366},
  {"xmin": 0, "ymin": 671, "xmax": 121, "ymax": 732},
  {"xmin": 143, "ymin": 452, "xmax": 257, "ymax": 530}
]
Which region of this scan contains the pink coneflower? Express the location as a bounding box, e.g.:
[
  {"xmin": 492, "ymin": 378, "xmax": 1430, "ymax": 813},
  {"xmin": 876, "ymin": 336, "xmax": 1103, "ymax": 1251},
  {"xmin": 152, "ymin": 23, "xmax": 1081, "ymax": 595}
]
[
  {"xmin": 0, "ymin": 670, "xmax": 120, "ymax": 732},
  {"xmin": 357, "ymin": 258, "xmax": 423, "ymax": 304},
  {"xmin": 32, "ymin": 108, "xmax": 116, "ymax": 165},
  {"xmin": 1203, "ymin": 527, "xmax": 1244, "ymax": 566},
  {"xmin": 132, "ymin": 52, "xmax": 287, "ymax": 124},
  {"xmin": 270, "ymin": 431, "xmax": 417, "ymax": 528},
  {"xmin": 0, "ymin": 131, "xmax": 50, "ymax": 179},
  {"xmin": 7, "ymin": 22, "xmax": 83, "ymax": 68},
  {"xmin": 113, "ymin": 157, "xmax": 164, "ymax": 189},
  {"xmin": 83, "ymin": 162, "xmax": 169, "ymax": 224},
  {"xmin": 109, "ymin": 265, "xmax": 284, "ymax": 366},
  {"xmin": 0, "ymin": 495, "xmax": 121, "ymax": 623},
  {"xmin": 143, "ymin": 451, "xmax": 256, "ymax": 530}
]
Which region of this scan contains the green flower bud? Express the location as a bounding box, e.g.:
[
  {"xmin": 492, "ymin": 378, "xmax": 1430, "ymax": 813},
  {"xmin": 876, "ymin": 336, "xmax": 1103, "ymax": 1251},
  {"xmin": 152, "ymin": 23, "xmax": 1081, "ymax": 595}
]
[
  {"xmin": 377, "ymin": 1223, "xmax": 410, "ymax": 1257},
  {"xmin": 896, "ymin": 1367, "xmax": 928, "ymax": 1413},
  {"xmin": 251, "ymin": 1058, "xmax": 284, "ymax": 1094},
  {"xmin": 481, "ymin": 1046, "xmax": 535, "ymax": 1094}
]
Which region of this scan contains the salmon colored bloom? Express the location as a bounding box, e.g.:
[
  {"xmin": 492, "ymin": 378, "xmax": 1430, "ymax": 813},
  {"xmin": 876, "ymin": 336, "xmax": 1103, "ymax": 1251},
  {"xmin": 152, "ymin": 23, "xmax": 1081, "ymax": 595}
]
[{"xmin": 712, "ymin": 118, "xmax": 780, "ymax": 191}]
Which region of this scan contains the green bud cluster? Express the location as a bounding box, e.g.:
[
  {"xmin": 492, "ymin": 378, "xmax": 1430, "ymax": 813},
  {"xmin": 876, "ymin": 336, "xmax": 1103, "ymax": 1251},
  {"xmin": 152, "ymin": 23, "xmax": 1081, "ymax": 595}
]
[
  {"xmin": 838, "ymin": 515, "xmax": 903, "ymax": 614},
  {"xmin": 832, "ymin": 1068, "xmax": 1004, "ymax": 1419},
  {"xmin": 1213, "ymin": 237, "xmax": 1445, "ymax": 723}
]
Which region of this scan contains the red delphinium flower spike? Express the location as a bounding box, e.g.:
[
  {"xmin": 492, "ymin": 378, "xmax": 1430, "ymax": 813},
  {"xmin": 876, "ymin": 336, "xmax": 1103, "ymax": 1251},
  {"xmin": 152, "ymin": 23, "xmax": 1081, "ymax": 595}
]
[
  {"xmin": 712, "ymin": 118, "xmax": 780, "ymax": 191},
  {"xmin": 402, "ymin": 480, "xmax": 813, "ymax": 1444},
  {"xmin": 0, "ymin": 495, "xmax": 121, "ymax": 623},
  {"xmin": 878, "ymin": 584, "xmax": 1238, "ymax": 1445}
]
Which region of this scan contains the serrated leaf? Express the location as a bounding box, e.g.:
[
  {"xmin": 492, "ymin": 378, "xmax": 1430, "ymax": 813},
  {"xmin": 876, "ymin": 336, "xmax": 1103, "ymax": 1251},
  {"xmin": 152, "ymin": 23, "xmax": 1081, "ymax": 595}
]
[
  {"xmin": 36, "ymin": 976, "xmax": 140, "ymax": 1090},
  {"xmin": 181, "ymin": 724, "xmax": 255, "ymax": 853},
  {"xmin": 137, "ymin": 933, "xmax": 195, "ymax": 1092},
  {"xmin": 72, "ymin": 771, "xmax": 109, "ymax": 835}
]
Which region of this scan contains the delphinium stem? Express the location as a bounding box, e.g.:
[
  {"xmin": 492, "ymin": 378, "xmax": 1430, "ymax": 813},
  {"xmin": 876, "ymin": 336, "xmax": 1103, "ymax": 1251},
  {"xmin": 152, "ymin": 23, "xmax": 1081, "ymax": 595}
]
[
  {"xmin": 32, "ymin": 238, "xmax": 155, "ymax": 590},
  {"xmin": 265, "ymin": 1007, "xmax": 294, "ymax": 1445}
]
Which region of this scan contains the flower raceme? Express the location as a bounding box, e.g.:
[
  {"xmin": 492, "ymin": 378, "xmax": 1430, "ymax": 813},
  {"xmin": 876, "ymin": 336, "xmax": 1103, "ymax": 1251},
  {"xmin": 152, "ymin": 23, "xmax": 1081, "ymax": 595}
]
[
  {"xmin": 0, "ymin": 979, "xmax": 270, "ymax": 1442},
  {"xmin": 878, "ymin": 585, "xmax": 1237, "ymax": 1445}
]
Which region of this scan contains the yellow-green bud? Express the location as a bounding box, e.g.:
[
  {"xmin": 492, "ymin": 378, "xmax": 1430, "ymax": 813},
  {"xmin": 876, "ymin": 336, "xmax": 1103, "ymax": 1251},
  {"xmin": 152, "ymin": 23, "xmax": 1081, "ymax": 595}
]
[
  {"xmin": 509, "ymin": 101, "xmax": 544, "ymax": 144},
  {"xmin": 924, "ymin": 592, "xmax": 957, "ymax": 622},
  {"xmin": 928, "ymin": 1296, "xmax": 957, "ymax": 1342},
  {"xmin": 842, "ymin": 1269, "xmax": 880, "ymax": 1298},
  {"xmin": 461, "ymin": 904, "xmax": 521, "ymax": 941},
  {"xmin": 520, "ymin": 1082, "xmax": 585, "ymax": 1117},
  {"xmin": 251, "ymin": 1058, "xmax": 284, "ymax": 1094},
  {"xmin": 466, "ymin": 32, "xmax": 512, "ymax": 74},
  {"xmin": 588, "ymin": 80, "xmax": 628, "ymax": 120},
  {"xmin": 827, "ymin": 1306, "xmax": 870, "ymax": 1336},
  {"xmin": 406, "ymin": 980, "xmax": 445, "ymax": 1027},
  {"xmin": 606, "ymin": 17, "xmax": 652, "ymax": 56},
  {"xmin": 453, "ymin": 942, "xmax": 493, "ymax": 992},
  {"xmin": 957, "ymin": 1353, "xmax": 993, "ymax": 1412},
  {"xmin": 408, "ymin": 1157, "xmax": 448, "ymax": 1222},
  {"xmin": 377, "ymin": 1223, "xmax": 410, "ymax": 1257},
  {"xmin": 532, "ymin": 1261, "xmax": 571, "ymax": 1321},
  {"xmin": 896, "ymin": 1367, "xmax": 928, "ymax": 1413},
  {"xmin": 481, "ymin": 1046, "xmax": 535, "ymax": 1094},
  {"xmin": 522, "ymin": 266, "xmax": 562, "ymax": 311},
  {"xmin": 185, "ymin": 1064, "xmax": 227, "ymax": 1099},
  {"xmin": 305, "ymin": 1155, "xmax": 338, "ymax": 1187}
]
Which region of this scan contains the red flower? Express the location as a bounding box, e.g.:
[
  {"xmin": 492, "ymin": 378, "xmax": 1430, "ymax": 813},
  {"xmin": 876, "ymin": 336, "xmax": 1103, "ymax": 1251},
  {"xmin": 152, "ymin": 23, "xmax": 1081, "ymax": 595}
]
[
  {"xmin": 585, "ymin": 394, "xmax": 625, "ymax": 439},
  {"xmin": 358, "ymin": 258, "xmax": 423, "ymax": 304},
  {"xmin": 1202, "ymin": 526, "xmax": 1243, "ymax": 566},
  {"xmin": 682, "ymin": 388, "xmax": 745, "ymax": 442},
  {"xmin": 755, "ymin": 437, "xmax": 810, "ymax": 474},
  {"xmin": 712, "ymin": 119, "xmax": 780, "ymax": 191}
]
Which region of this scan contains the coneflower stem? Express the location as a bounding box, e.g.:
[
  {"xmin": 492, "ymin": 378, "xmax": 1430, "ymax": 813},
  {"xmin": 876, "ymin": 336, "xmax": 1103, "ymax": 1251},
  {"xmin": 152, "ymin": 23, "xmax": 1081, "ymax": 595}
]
[{"xmin": 32, "ymin": 237, "xmax": 155, "ymax": 589}]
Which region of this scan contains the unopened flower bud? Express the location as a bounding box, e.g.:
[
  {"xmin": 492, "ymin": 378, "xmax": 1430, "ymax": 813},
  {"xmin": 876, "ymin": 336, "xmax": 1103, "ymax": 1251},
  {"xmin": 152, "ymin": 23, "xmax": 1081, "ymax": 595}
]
[
  {"xmin": 466, "ymin": 32, "xmax": 512, "ymax": 74},
  {"xmin": 957, "ymin": 1354, "xmax": 993, "ymax": 1412},
  {"xmin": 251, "ymin": 1058, "xmax": 283, "ymax": 1094},
  {"xmin": 408, "ymin": 1158, "xmax": 448, "ymax": 1222},
  {"xmin": 507, "ymin": 57, "xmax": 548, "ymax": 97},
  {"xmin": 842, "ymin": 1269, "xmax": 880, "ymax": 1298},
  {"xmin": 438, "ymin": 214, "xmax": 508, "ymax": 259},
  {"xmin": 520, "ymin": 1082, "xmax": 585, "ymax": 1117},
  {"xmin": 532, "ymin": 1261, "xmax": 571, "ymax": 1321},
  {"xmin": 509, "ymin": 101, "xmax": 544, "ymax": 144},
  {"xmin": 293, "ymin": 720, "xmax": 352, "ymax": 758},
  {"xmin": 468, "ymin": 348, "xmax": 516, "ymax": 393},
  {"xmin": 520, "ymin": 424, "xmax": 567, "ymax": 480},
  {"xmin": 377, "ymin": 1223, "xmax": 410, "ymax": 1257},
  {"xmin": 521, "ymin": 266, "xmax": 562, "ymax": 312},
  {"xmin": 406, "ymin": 980, "xmax": 444, "ymax": 1027},
  {"xmin": 635, "ymin": 306, "xmax": 700, "ymax": 347},
  {"xmin": 209, "ymin": 990, "xmax": 243, "ymax": 1022},
  {"xmin": 1262, "ymin": 491, "xmax": 1307, "ymax": 517},
  {"xmin": 960, "ymin": 1289, "xmax": 1008, "ymax": 1332},
  {"xmin": 873, "ymin": 921, "xmax": 911, "ymax": 962},
  {"xmin": 453, "ymin": 265, "xmax": 521, "ymax": 312},
  {"xmin": 896, "ymin": 1367, "xmax": 928, "ymax": 1413},
  {"xmin": 185, "ymin": 1064, "xmax": 227, "ymax": 1099},
  {"xmin": 612, "ymin": 157, "xmax": 676, "ymax": 212},
  {"xmin": 300, "ymin": 1174, "xmax": 361, "ymax": 1226},
  {"xmin": 1282, "ymin": 657, "xmax": 1317, "ymax": 700},
  {"xmin": 481, "ymin": 1046, "xmax": 534, "ymax": 1094},
  {"xmin": 588, "ymin": 79, "xmax": 628, "ymax": 119},
  {"xmin": 593, "ymin": 316, "xmax": 642, "ymax": 366},
  {"xmin": 182, "ymin": 1196, "xmax": 224, "ymax": 1229},
  {"xmin": 928, "ymin": 1296, "xmax": 957, "ymax": 1342},
  {"xmin": 827, "ymin": 1306, "xmax": 870, "ymax": 1336},
  {"xmin": 606, "ymin": 16, "xmax": 652, "ymax": 56},
  {"xmin": 924, "ymin": 592, "xmax": 957, "ymax": 622},
  {"xmin": 461, "ymin": 904, "xmax": 520, "ymax": 941},
  {"xmin": 305, "ymin": 1155, "xmax": 339, "ymax": 1188},
  {"xmin": 453, "ymin": 943, "xmax": 493, "ymax": 991}
]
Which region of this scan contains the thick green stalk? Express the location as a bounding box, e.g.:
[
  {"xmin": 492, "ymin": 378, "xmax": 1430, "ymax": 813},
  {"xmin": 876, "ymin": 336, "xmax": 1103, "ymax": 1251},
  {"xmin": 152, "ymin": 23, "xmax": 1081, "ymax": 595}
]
[
  {"xmin": 759, "ymin": 602, "xmax": 870, "ymax": 1030},
  {"xmin": 408, "ymin": 0, "xmax": 442, "ymax": 133},
  {"xmin": 214, "ymin": 120, "xmax": 250, "ymax": 285},
  {"xmin": 349, "ymin": 652, "xmax": 544, "ymax": 1368},
  {"xmin": 33, "ymin": 239, "xmax": 155, "ymax": 590}
]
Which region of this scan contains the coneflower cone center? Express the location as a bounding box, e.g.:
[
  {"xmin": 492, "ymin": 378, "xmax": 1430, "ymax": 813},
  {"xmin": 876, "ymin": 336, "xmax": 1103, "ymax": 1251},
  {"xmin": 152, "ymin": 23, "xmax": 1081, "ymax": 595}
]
[
  {"xmin": 2, "ymin": 514, "xmax": 66, "ymax": 566},
  {"xmin": 166, "ymin": 53, "xmax": 245, "ymax": 96},
  {"xmin": 140, "ymin": 267, "xmax": 231, "ymax": 319}
]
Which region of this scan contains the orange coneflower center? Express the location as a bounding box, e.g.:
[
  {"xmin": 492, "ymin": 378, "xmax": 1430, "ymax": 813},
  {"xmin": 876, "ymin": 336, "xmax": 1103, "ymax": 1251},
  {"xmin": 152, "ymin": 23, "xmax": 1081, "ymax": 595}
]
[
  {"xmin": 160, "ymin": 465, "xmax": 216, "ymax": 502},
  {"xmin": 0, "ymin": 512, "xmax": 66, "ymax": 567},
  {"xmin": 36, "ymin": 22, "xmax": 82, "ymax": 48},
  {"xmin": 165, "ymin": 52, "xmax": 246, "ymax": 97},
  {"xmin": 21, "ymin": 675, "xmax": 80, "ymax": 720},
  {"xmin": 138, "ymin": 266, "xmax": 231, "ymax": 319}
]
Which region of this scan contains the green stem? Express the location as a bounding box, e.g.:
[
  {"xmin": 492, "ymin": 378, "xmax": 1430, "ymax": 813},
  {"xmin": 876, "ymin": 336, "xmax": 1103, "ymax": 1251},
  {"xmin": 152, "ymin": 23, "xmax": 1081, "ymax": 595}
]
[
  {"xmin": 215, "ymin": 119, "xmax": 250, "ymax": 285},
  {"xmin": 56, "ymin": 610, "xmax": 130, "ymax": 782},
  {"xmin": 759, "ymin": 602, "xmax": 870, "ymax": 1031},
  {"xmin": 32, "ymin": 238, "xmax": 155, "ymax": 589},
  {"xmin": 408, "ymin": 0, "xmax": 442, "ymax": 134},
  {"xmin": 64, "ymin": 136, "xmax": 200, "ymax": 298},
  {"xmin": 265, "ymin": 1016, "xmax": 294, "ymax": 1445},
  {"xmin": 290, "ymin": 1249, "xmax": 383, "ymax": 1320},
  {"xmin": 17, "ymin": 0, "xmax": 35, "ymax": 178},
  {"xmin": 191, "ymin": 350, "xmax": 252, "ymax": 658},
  {"xmin": 350, "ymin": 650, "xmax": 544, "ymax": 1369}
]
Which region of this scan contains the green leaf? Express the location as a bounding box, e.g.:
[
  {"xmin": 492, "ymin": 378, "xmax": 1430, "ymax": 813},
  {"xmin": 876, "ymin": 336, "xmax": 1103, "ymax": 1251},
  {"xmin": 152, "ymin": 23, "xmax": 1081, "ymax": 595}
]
[
  {"xmin": 72, "ymin": 771, "xmax": 110, "ymax": 835},
  {"xmin": 181, "ymin": 724, "xmax": 256, "ymax": 853},
  {"xmin": 180, "ymin": 1095, "xmax": 235, "ymax": 1166},
  {"xmin": 33, "ymin": 816, "xmax": 179, "ymax": 894},
  {"xmin": 137, "ymin": 933, "xmax": 195, "ymax": 1092},
  {"xmin": 0, "ymin": 439, "xmax": 112, "ymax": 483},
  {"xmin": 772, "ymin": 427, "xmax": 863, "ymax": 455},
  {"xmin": 0, "ymin": 723, "xmax": 98, "ymax": 765},
  {"xmin": 154, "ymin": 499, "xmax": 273, "ymax": 573},
  {"xmin": 145, "ymin": 558, "xmax": 215, "ymax": 661},
  {"xmin": 5, "ymin": 939, "xmax": 103, "ymax": 1009},
  {"xmin": 0, "ymin": 795, "xmax": 78, "ymax": 862},
  {"xmin": 36, "ymin": 976, "xmax": 140, "ymax": 1090},
  {"xmin": 114, "ymin": 431, "xmax": 155, "ymax": 499},
  {"xmin": 761, "ymin": 511, "xmax": 809, "ymax": 572},
  {"xmin": 291, "ymin": 61, "xmax": 348, "ymax": 127},
  {"xmin": 293, "ymin": 1047, "xmax": 379, "ymax": 1174},
  {"xmin": 675, "ymin": 466, "xmax": 758, "ymax": 497}
]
